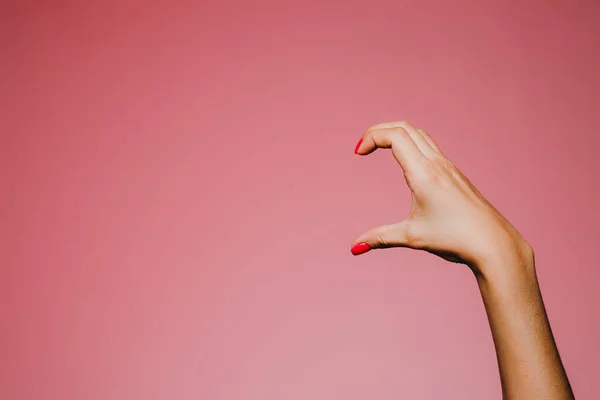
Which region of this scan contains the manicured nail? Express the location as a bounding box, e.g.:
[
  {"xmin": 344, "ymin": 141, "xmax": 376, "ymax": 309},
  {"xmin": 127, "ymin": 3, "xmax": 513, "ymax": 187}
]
[
  {"xmin": 354, "ymin": 138, "xmax": 363, "ymax": 154},
  {"xmin": 351, "ymin": 242, "xmax": 371, "ymax": 255}
]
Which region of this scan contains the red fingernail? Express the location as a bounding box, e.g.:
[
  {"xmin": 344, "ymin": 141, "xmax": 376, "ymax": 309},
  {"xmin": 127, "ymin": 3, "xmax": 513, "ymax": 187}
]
[
  {"xmin": 354, "ymin": 138, "xmax": 363, "ymax": 154},
  {"xmin": 351, "ymin": 242, "xmax": 371, "ymax": 255}
]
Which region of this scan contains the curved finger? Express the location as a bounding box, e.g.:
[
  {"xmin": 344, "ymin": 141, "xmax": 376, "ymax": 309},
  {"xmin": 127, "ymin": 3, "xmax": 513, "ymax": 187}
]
[
  {"xmin": 357, "ymin": 127, "xmax": 428, "ymax": 174},
  {"xmin": 367, "ymin": 121, "xmax": 437, "ymax": 158}
]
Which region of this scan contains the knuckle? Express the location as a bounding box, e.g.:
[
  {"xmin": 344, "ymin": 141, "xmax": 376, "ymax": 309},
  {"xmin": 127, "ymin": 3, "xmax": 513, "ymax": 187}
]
[
  {"xmin": 391, "ymin": 127, "xmax": 409, "ymax": 139},
  {"xmin": 369, "ymin": 130, "xmax": 381, "ymax": 145},
  {"xmin": 374, "ymin": 225, "xmax": 392, "ymax": 247},
  {"xmin": 375, "ymin": 233, "xmax": 389, "ymax": 248},
  {"xmin": 388, "ymin": 128, "xmax": 406, "ymax": 144}
]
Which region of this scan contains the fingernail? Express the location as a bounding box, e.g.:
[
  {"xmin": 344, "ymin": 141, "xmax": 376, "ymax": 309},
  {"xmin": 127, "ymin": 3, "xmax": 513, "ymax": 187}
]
[
  {"xmin": 354, "ymin": 138, "xmax": 363, "ymax": 154},
  {"xmin": 351, "ymin": 242, "xmax": 371, "ymax": 255}
]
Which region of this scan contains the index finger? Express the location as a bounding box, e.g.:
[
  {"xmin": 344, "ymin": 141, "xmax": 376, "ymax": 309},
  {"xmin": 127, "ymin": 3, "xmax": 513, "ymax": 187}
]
[{"xmin": 356, "ymin": 126, "xmax": 428, "ymax": 174}]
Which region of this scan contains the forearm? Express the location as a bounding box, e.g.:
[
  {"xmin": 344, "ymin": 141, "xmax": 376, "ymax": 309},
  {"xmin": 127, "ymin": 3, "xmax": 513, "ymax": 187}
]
[{"xmin": 476, "ymin": 246, "xmax": 574, "ymax": 399}]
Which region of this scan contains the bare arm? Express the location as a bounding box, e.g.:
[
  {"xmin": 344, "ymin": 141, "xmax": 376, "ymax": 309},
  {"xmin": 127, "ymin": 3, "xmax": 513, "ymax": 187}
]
[
  {"xmin": 351, "ymin": 120, "xmax": 574, "ymax": 399},
  {"xmin": 476, "ymin": 247, "xmax": 573, "ymax": 399}
]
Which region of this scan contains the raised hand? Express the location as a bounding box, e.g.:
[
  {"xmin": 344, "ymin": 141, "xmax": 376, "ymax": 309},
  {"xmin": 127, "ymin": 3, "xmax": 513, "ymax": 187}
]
[
  {"xmin": 350, "ymin": 120, "xmax": 574, "ymax": 400},
  {"xmin": 351, "ymin": 121, "xmax": 532, "ymax": 278}
]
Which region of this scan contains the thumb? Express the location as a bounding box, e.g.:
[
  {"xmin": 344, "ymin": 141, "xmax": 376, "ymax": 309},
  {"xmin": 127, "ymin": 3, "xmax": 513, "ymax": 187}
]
[{"xmin": 351, "ymin": 220, "xmax": 419, "ymax": 255}]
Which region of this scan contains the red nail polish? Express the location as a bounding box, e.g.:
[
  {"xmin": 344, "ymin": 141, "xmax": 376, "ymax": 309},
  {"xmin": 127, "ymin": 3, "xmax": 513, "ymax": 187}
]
[
  {"xmin": 354, "ymin": 138, "xmax": 363, "ymax": 154},
  {"xmin": 351, "ymin": 242, "xmax": 371, "ymax": 255}
]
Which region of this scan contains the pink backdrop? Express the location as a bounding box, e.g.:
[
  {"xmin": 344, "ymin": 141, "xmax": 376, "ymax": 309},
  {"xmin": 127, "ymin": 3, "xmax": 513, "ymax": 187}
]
[{"xmin": 2, "ymin": 1, "xmax": 599, "ymax": 399}]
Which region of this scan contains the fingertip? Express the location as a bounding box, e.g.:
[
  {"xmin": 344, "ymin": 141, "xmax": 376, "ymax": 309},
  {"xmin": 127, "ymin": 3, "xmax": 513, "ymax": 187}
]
[
  {"xmin": 351, "ymin": 242, "xmax": 371, "ymax": 255},
  {"xmin": 354, "ymin": 138, "xmax": 363, "ymax": 154}
]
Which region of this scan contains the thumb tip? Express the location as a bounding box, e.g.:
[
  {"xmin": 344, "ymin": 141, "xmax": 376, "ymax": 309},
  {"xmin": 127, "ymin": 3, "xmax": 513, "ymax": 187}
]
[{"xmin": 351, "ymin": 242, "xmax": 372, "ymax": 255}]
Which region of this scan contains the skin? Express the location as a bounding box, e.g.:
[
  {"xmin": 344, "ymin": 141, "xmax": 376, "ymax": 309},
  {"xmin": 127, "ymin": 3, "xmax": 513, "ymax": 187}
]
[{"xmin": 351, "ymin": 121, "xmax": 574, "ymax": 400}]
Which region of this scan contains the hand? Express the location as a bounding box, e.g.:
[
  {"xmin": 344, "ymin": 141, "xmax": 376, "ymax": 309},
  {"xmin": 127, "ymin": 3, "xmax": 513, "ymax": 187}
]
[
  {"xmin": 350, "ymin": 121, "xmax": 532, "ymax": 277},
  {"xmin": 351, "ymin": 121, "xmax": 574, "ymax": 399}
]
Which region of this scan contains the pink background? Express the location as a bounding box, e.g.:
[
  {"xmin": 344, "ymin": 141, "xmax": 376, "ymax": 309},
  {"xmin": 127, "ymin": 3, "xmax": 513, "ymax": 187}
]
[{"xmin": 2, "ymin": 1, "xmax": 600, "ymax": 399}]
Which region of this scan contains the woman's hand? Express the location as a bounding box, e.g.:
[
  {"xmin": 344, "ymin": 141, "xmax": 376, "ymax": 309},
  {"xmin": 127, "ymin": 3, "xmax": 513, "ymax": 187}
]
[
  {"xmin": 351, "ymin": 120, "xmax": 532, "ymax": 278},
  {"xmin": 350, "ymin": 120, "xmax": 574, "ymax": 400}
]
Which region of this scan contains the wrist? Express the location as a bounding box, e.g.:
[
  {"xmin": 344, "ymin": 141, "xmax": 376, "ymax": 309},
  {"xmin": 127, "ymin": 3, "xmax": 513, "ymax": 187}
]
[{"xmin": 473, "ymin": 237, "xmax": 536, "ymax": 291}]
